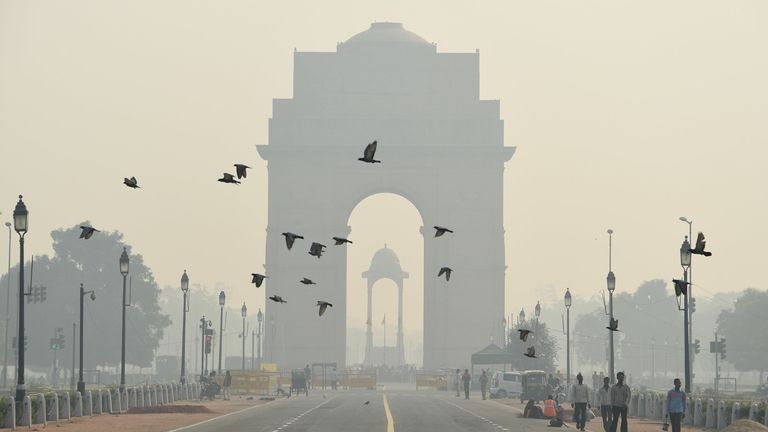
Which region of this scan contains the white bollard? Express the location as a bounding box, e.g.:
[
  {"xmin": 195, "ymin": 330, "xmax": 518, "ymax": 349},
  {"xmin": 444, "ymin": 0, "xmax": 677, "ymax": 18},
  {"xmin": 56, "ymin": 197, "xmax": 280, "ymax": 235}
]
[
  {"xmin": 162, "ymin": 385, "xmax": 168, "ymax": 404},
  {"xmin": 85, "ymin": 391, "xmax": 93, "ymax": 416},
  {"xmin": 93, "ymin": 390, "xmax": 102, "ymax": 414},
  {"xmin": 694, "ymin": 399, "xmax": 704, "ymax": 427},
  {"xmin": 629, "ymin": 394, "xmax": 638, "ymax": 417},
  {"xmin": 44, "ymin": 393, "xmax": 56, "ymax": 424},
  {"xmin": 731, "ymin": 402, "xmax": 740, "ymax": 424},
  {"xmin": 661, "ymin": 396, "xmax": 668, "ymax": 420},
  {"xmin": 3, "ymin": 396, "xmax": 15, "ymax": 429},
  {"xmin": 104, "ymin": 389, "xmax": 113, "ymax": 414},
  {"xmin": 152, "ymin": 386, "xmax": 158, "ymax": 406},
  {"xmin": 684, "ymin": 397, "xmax": 692, "ymax": 425},
  {"xmin": 122, "ymin": 389, "xmax": 128, "ymax": 411},
  {"xmin": 170, "ymin": 384, "xmax": 176, "ymax": 403},
  {"xmin": 19, "ymin": 396, "xmax": 32, "ymax": 427},
  {"xmin": 706, "ymin": 399, "xmax": 715, "ymax": 429},
  {"xmin": 717, "ymin": 400, "xmax": 726, "ymax": 430},
  {"xmin": 646, "ymin": 394, "xmax": 654, "ymax": 418},
  {"xmin": 638, "ymin": 394, "xmax": 646, "ymax": 417},
  {"xmin": 60, "ymin": 391, "xmax": 71, "ymax": 421},
  {"xmin": 75, "ymin": 392, "xmax": 83, "ymax": 417},
  {"xmin": 139, "ymin": 386, "xmax": 146, "ymax": 408}
]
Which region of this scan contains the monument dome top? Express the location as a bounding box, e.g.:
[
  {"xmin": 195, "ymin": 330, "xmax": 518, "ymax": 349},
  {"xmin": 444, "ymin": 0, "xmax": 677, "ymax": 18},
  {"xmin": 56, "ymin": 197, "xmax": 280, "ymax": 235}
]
[{"xmin": 342, "ymin": 22, "xmax": 431, "ymax": 48}]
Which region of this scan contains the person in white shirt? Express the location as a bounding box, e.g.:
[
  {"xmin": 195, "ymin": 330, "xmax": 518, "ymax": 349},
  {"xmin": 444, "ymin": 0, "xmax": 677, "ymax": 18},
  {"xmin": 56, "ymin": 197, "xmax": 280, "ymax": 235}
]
[
  {"xmin": 570, "ymin": 373, "xmax": 591, "ymax": 431},
  {"xmin": 598, "ymin": 376, "xmax": 613, "ymax": 432}
]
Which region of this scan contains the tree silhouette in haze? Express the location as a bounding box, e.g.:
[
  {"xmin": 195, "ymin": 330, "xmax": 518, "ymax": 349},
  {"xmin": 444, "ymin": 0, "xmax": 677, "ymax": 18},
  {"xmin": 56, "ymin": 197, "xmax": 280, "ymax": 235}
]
[
  {"xmin": 506, "ymin": 321, "xmax": 559, "ymax": 373},
  {"xmin": 716, "ymin": 288, "xmax": 768, "ymax": 374}
]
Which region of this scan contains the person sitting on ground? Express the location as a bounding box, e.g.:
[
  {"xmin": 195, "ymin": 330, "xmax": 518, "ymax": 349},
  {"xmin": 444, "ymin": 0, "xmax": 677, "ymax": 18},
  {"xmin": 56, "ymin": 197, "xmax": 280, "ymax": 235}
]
[
  {"xmin": 549, "ymin": 405, "xmax": 565, "ymax": 427},
  {"xmin": 524, "ymin": 399, "xmax": 545, "ymax": 419},
  {"xmin": 543, "ymin": 394, "xmax": 558, "ymax": 418}
]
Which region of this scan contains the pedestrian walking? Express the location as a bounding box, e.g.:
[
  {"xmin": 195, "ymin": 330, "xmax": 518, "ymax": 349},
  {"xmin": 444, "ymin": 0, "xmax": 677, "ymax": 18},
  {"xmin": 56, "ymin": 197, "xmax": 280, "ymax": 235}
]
[
  {"xmin": 598, "ymin": 376, "xmax": 613, "ymax": 432},
  {"xmin": 223, "ymin": 370, "xmax": 232, "ymax": 400},
  {"xmin": 454, "ymin": 369, "xmax": 461, "ymax": 397},
  {"xmin": 479, "ymin": 370, "xmax": 489, "ymax": 400},
  {"xmin": 462, "ymin": 369, "xmax": 472, "ymax": 400},
  {"xmin": 610, "ymin": 372, "xmax": 631, "ymax": 432},
  {"xmin": 665, "ymin": 378, "xmax": 686, "ymax": 432},
  {"xmin": 331, "ymin": 367, "xmax": 338, "ymax": 391},
  {"xmin": 304, "ymin": 364, "xmax": 312, "ymax": 390},
  {"xmin": 570, "ymin": 373, "xmax": 590, "ymax": 431}
]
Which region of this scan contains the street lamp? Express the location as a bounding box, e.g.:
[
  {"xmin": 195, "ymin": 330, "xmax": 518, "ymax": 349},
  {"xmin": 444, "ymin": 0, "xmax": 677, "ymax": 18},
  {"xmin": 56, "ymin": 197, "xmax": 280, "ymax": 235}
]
[
  {"xmin": 680, "ymin": 236, "xmax": 692, "ymax": 393},
  {"xmin": 679, "ymin": 216, "xmax": 695, "ymax": 390},
  {"xmin": 241, "ymin": 303, "xmax": 247, "ymax": 370},
  {"xmin": 180, "ymin": 270, "xmax": 189, "ymax": 384},
  {"xmin": 518, "ymin": 308, "xmax": 525, "ymax": 325},
  {"xmin": 218, "ymin": 291, "xmax": 225, "ymax": 374},
  {"xmin": 200, "ymin": 316, "xmax": 212, "ymax": 381},
  {"xmin": 256, "ymin": 309, "xmax": 263, "ymax": 370},
  {"xmin": 13, "ymin": 195, "xmax": 28, "ymax": 405},
  {"xmin": 77, "ymin": 283, "xmax": 95, "ymax": 395},
  {"xmin": 606, "ymin": 228, "xmax": 616, "ymax": 384},
  {"xmin": 2, "ymin": 221, "xmax": 11, "ymax": 389},
  {"xmin": 119, "ymin": 247, "xmax": 129, "ymax": 390},
  {"xmin": 564, "ymin": 288, "xmax": 572, "ymax": 387}
]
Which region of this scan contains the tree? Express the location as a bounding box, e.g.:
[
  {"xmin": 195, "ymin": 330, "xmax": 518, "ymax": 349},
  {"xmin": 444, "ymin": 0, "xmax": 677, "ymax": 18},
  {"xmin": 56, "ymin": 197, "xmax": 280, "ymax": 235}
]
[
  {"xmin": 507, "ymin": 320, "xmax": 559, "ymax": 373},
  {"xmin": 716, "ymin": 288, "xmax": 768, "ymax": 373},
  {"xmin": 0, "ymin": 223, "xmax": 170, "ymax": 371}
]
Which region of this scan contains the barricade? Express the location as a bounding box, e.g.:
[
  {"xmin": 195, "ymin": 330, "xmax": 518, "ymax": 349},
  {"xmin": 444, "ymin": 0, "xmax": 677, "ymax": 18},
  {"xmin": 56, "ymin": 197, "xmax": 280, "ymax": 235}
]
[
  {"xmin": 629, "ymin": 394, "xmax": 638, "ymax": 417},
  {"xmin": 93, "ymin": 390, "xmax": 102, "ymax": 414},
  {"xmin": 19, "ymin": 396, "xmax": 32, "ymax": 427},
  {"xmin": 705, "ymin": 399, "xmax": 715, "ymax": 429},
  {"xmin": 122, "ymin": 388, "xmax": 129, "ymax": 411},
  {"xmin": 161, "ymin": 385, "xmax": 168, "ymax": 404},
  {"xmin": 717, "ymin": 400, "xmax": 726, "ymax": 430},
  {"xmin": 646, "ymin": 393, "xmax": 654, "ymax": 418},
  {"xmin": 75, "ymin": 392, "xmax": 83, "ymax": 417},
  {"xmin": 152, "ymin": 386, "xmax": 158, "ymax": 406},
  {"xmin": 731, "ymin": 402, "xmax": 740, "ymax": 424},
  {"xmin": 415, "ymin": 374, "xmax": 442, "ymax": 391},
  {"xmin": 44, "ymin": 393, "xmax": 56, "ymax": 424},
  {"xmin": 638, "ymin": 393, "xmax": 646, "ymax": 417},
  {"xmin": 694, "ymin": 398, "xmax": 704, "ymax": 427},
  {"xmin": 85, "ymin": 391, "xmax": 93, "ymax": 416},
  {"xmin": 60, "ymin": 391, "xmax": 71, "ymax": 421},
  {"xmin": 103, "ymin": 389, "xmax": 113, "ymax": 414},
  {"xmin": 2, "ymin": 396, "xmax": 15, "ymax": 429},
  {"xmin": 230, "ymin": 371, "xmax": 280, "ymax": 395}
]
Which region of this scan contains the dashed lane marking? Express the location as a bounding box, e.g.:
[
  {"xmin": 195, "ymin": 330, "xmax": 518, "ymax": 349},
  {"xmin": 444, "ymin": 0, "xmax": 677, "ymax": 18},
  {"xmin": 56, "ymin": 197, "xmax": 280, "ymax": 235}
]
[{"xmin": 443, "ymin": 399, "xmax": 510, "ymax": 431}]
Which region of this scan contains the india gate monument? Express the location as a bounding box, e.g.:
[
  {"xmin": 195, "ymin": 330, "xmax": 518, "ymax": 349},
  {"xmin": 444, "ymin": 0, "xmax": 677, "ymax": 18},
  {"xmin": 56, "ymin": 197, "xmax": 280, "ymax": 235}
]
[{"xmin": 257, "ymin": 22, "xmax": 515, "ymax": 370}]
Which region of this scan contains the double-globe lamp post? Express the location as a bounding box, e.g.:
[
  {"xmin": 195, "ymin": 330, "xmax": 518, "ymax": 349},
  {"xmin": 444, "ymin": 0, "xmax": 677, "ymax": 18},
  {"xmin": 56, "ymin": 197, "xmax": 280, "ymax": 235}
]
[
  {"xmin": 119, "ymin": 247, "xmax": 129, "ymax": 391},
  {"xmin": 241, "ymin": 303, "xmax": 247, "ymax": 370},
  {"xmin": 680, "ymin": 236, "xmax": 692, "ymax": 393},
  {"xmin": 565, "ymin": 288, "xmax": 572, "ymax": 387},
  {"xmin": 218, "ymin": 291, "xmax": 225, "ymax": 374},
  {"xmin": 607, "ymin": 228, "xmax": 616, "ymax": 384},
  {"xmin": 77, "ymin": 283, "xmax": 95, "ymax": 395},
  {"xmin": 13, "ymin": 195, "xmax": 28, "ymax": 405},
  {"xmin": 180, "ymin": 270, "xmax": 189, "ymax": 384}
]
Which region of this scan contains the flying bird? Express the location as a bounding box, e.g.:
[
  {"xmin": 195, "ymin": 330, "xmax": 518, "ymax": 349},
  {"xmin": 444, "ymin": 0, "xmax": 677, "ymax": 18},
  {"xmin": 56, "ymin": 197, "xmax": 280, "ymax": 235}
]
[
  {"xmin": 433, "ymin": 226, "xmax": 454, "ymax": 237},
  {"xmin": 438, "ymin": 267, "xmax": 453, "ymax": 281},
  {"xmin": 332, "ymin": 237, "xmax": 353, "ymax": 245},
  {"xmin": 518, "ymin": 329, "xmax": 533, "ymax": 342},
  {"xmin": 607, "ymin": 318, "xmax": 619, "ymax": 331},
  {"xmin": 251, "ymin": 273, "xmax": 267, "ymax": 288},
  {"xmin": 123, "ymin": 177, "xmax": 140, "ymax": 189},
  {"xmin": 363, "ymin": 401, "xmax": 371, "ymax": 405},
  {"xmin": 308, "ymin": 242, "xmax": 326, "ymax": 258},
  {"xmin": 358, "ymin": 140, "xmax": 381, "ymax": 163},
  {"xmin": 269, "ymin": 295, "xmax": 287, "ymax": 304},
  {"xmin": 234, "ymin": 164, "xmax": 250, "ymax": 179},
  {"xmin": 524, "ymin": 346, "xmax": 537, "ymax": 358},
  {"xmin": 317, "ymin": 301, "xmax": 333, "ymax": 316},
  {"xmin": 281, "ymin": 232, "xmax": 304, "ymax": 250},
  {"xmin": 218, "ymin": 173, "xmax": 241, "ymax": 184},
  {"xmin": 672, "ymin": 279, "xmax": 689, "ymax": 297},
  {"xmin": 300, "ymin": 278, "xmax": 316, "ymax": 285},
  {"xmin": 79, "ymin": 226, "xmax": 100, "ymax": 239},
  {"xmin": 690, "ymin": 232, "xmax": 712, "ymax": 256}
]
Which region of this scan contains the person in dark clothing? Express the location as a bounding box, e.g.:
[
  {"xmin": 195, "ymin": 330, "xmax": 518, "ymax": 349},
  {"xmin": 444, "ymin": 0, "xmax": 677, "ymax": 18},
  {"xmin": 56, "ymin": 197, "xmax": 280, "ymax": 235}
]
[
  {"xmin": 610, "ymin": 372, "xmax": 631, "ymax": 432},
  {"xmin": 461, "ymin": 369, "xmax": 471, "ymax": 400},
  {"xmin": 304, "ymin": 364, "xmax": 312, "ymax": 390},
  {"xmin": 223, "ymin": 370, "xmax": 232, "ymax": 400}
]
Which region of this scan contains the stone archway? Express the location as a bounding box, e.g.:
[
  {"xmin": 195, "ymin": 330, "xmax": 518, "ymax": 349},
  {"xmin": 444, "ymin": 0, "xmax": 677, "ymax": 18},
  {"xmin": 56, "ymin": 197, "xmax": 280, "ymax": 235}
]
[{"xmin": 257, "ymin": 22, "xmax": 514, "ymax": 370}]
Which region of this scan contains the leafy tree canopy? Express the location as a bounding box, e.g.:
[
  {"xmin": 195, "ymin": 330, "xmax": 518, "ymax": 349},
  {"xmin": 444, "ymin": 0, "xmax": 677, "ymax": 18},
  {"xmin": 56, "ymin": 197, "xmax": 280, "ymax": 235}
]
[{"xmin": 716, "ymin": 288, "xmax": 768, "ymax": 373}]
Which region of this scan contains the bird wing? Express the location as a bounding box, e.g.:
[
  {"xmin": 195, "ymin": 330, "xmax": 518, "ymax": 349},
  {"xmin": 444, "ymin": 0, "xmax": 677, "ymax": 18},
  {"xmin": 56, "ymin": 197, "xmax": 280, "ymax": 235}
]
[
  {"xmin": 235, "ymin": 164, "xmax": 248, "ymax": 179},
  {"xmin": 130, "ymin": 177, "xmax": 137, "ymax": 183},
  {"xmin": 696, "ymin": 232, "xmax": 706, "ymax": 251},
  {"xmin": 364, "ymin": 141, "xmax": 377, "ymax": 160},
  {"xmin": 319, "ymin": 303, "xmax": 328, "ymax": 316},
  {"xmin": 446, "ymin": 269, "xmax": 452, "ymax": 281},
  {"xmin": 438, "ymin": 268, "xmax": 447, "ymax": 277},
  {"xmin": 84, "ymin": 230, "xmax": 94, "ymax": 239},
  {"xmin": 284, "ymin": 234, "xmax": 295, "ymax": 250}
]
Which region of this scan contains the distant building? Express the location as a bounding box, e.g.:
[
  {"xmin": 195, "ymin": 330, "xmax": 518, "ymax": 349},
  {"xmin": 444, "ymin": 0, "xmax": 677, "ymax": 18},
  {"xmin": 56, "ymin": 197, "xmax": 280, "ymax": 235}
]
[{"xmin": 258, "ymin": 22, "xmax": 514, "ymax": 370}]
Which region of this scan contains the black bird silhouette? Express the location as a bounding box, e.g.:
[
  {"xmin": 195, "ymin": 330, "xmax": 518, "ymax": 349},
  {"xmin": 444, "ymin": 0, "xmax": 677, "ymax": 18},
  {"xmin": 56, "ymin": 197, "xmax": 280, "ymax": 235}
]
[
  {"xmin": 518, "ymin": 329, "xmax": 533, "ymax": 342},
  {"xmin": 358, "ymin": 140, "xmax": 380, "ymax": 163},
  {"xmin": 281, "ymin": 232, "xmax": 304, "ymax": 250},
  {"xmin": 672, "ymin": 279, "xmax": 690, "ymax": 297},
  {"xmin": 123, "ymin": 176, "xmax": 140, "ymax": 189},
  {"xmin": 269, "ymin": 295, "xmax": 287, "ymax": 304},
  {"xmin": 79, "ymin": 226, "xmax": 100, "ymax": 239},
  {"xmin": 308, "ymin": 242, "xmax": 326, "ymax": 258},
  {"xmin": 438, "ymin": 267, "xmax": 453, "ymax": 281},
  {"xmin": 300, "ymin": 278, "xmax": 316, "ymax": 285},
  {"xmin": 524, "ymin": 346, "xmax": 537, "ymax": 358},
  {"xmin": 218, "ymin": 173, "xmax": 241, "ymax": 184},
  {"xmin": 317, "ymin": 301, "xmax": 333, "ymax": 316},
  {"xmin": 332, "ymin": 237, "xmax": 353, "ymax": 245},
  {"xmin": 433, "ymin": 226, "xmax": 454, "ymax": 237},
  {"xmin": 363, "ymin": 401, "xmax": 371, "ymax": 405},
  {"xmin": 606, "ymin": 318, "xmax": 619, "ymax": 331},
  {"xmin": 690, "ymin": 232, "xmax": 712, "ymax": 256},
  {"xmin": 251, "ymin": 273, "xmax": 267, "ymax": 288},
  {"xmin": 234, "ymin": 164, "xmax": 250, "ymax": 179}
]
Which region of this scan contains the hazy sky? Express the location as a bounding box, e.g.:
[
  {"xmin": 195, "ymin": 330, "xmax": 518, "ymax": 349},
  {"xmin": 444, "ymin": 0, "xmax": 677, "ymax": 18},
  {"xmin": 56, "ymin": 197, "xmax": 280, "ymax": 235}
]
[{"xmin": 2, "ymin": 1, "xmax": 766, "ymax": 353}]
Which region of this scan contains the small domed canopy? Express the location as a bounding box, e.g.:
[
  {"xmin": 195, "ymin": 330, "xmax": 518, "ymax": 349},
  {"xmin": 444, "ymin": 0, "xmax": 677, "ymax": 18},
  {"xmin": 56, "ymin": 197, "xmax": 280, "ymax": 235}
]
[
  {"xmin": 362, "ymin": 244, "xmax": 409, "ymax": 280},
  {"xmin": 340, "ymin": 22, "xmax": 434, "ymax": 52}
]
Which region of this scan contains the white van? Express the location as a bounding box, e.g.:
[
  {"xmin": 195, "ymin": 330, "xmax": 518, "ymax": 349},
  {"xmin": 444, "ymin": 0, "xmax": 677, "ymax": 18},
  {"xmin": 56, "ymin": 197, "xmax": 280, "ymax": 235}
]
[{"xmin": 489, "ymin": 371, "xmax": 522, "ymax": 398}]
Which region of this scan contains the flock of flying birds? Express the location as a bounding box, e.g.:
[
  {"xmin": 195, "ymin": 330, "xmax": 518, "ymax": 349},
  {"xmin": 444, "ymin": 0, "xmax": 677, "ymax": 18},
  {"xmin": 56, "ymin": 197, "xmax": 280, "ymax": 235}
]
[{"xmin": 80, "ymin": 140, "xmax": 461, "ymax": 321}]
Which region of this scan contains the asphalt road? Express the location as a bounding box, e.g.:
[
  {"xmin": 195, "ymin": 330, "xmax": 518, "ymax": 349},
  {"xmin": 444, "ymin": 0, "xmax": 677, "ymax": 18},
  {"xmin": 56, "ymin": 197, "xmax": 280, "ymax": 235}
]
[{"xmin": 171, "ymin": 387, "xmax": 557, "ymax": 432}]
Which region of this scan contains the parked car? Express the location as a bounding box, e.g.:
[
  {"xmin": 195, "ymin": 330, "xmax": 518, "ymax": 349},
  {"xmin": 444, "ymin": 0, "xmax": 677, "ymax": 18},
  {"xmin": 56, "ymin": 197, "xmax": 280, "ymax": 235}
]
[{"xmin": 489, "ymin": 371, "xmax": 522, "ymax": 399}]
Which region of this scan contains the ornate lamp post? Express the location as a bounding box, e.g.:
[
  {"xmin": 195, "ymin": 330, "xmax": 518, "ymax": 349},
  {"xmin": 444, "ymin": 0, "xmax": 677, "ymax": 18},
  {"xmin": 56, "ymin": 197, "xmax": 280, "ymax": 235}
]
[
  {"xmin": 606, "ymin": 229, "xmax": 616, "ymax": 384},
  {"xmin": 180, "ymin": 270, "xmax": 189, "ymax": 383},
  {"xmin": 241, "ymin": 303, "xmax": 247, "ymax": 370},
  {"xmin": 256, "ymin": 309, "xmax": 263, "ymax": 370},
  {"xmin": 119, "ymin": 247, "xmax": 129, "ymax": 390},
  {"xmin": 13, "ymin": 195, "xmax": 28, "ymax": 405},
  {"xmin": 77, "ymin": 283, "xmax": 95, "ymax": 394},
  {"xmin": 518, "ymin": 308, "xmax": 525, "ymax": 325},
  {"xmin": 680, "ymin": 236, "xmax": 692, "ymax": 393},
  {"xmin": 565, "ymin": 288, "xmax": 572, "ymax": 387},
  {"xmin": 218, "ymin": 291, "xmax": 225, "ymax": 374}
]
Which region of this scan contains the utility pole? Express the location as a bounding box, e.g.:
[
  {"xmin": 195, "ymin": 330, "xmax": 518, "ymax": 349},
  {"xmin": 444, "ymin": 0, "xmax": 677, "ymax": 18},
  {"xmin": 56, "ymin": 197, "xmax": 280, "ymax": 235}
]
[{"xmin": 70, "ymin": 323, "xmax": 76, "ymax": 390}]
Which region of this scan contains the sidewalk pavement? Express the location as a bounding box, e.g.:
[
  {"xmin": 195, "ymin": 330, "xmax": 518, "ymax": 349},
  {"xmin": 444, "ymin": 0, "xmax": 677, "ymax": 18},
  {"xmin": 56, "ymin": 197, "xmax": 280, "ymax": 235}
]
[{"xmin": 39, "ymin": 397, "xmax": 273, "ymax": 432}]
